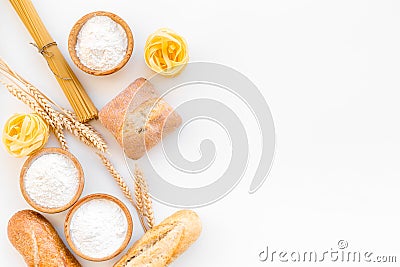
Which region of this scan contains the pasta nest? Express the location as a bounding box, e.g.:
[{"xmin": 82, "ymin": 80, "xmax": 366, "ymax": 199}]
[
  {"xmin": 2, "ymin": 113, "xmax": 49, "ymax": 157},
  {"xmin": 145, "ymin": 28, "xmax": 189, "ymax": 77}
]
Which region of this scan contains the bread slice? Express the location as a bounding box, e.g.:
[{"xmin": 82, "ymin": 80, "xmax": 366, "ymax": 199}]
[{"xmin": 99, "ymin": 77, "xmax": 182, "ymax": 160}]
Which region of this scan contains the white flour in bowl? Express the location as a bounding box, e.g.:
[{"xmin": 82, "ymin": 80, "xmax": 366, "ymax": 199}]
[
  {"xmin": 24, "ymin": 153, "xmax": 80, "ymax": 209},
  {"xmin": 69, "ymin": 198, "xmax": 128, "ymax": 259},
  {"xmin": 75, "ymin": 15, "xmax": 128, "ymax": 71}
]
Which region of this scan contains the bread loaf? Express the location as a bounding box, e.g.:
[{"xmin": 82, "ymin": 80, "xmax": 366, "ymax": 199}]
[
  {"xmin": 99, "ymin": 77, "xmax": 182, "ymax": 160},
  {"xmin": 114, "ymin": 210, "xmax": 202, "ymax": 267},
  {"xmin": 8, "ymin": 210, "xmax": 81, "ymax": 267}
]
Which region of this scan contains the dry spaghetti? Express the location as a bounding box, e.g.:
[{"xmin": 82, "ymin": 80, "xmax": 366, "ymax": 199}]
[{"xmin": 9, "ymin": 0, "xmax": 98, "ymax": 122}]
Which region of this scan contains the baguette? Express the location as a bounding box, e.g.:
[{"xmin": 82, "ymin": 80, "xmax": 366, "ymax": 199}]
[
  {"xmin": 114, "ymin": 210, "xmax": 202, "ymax": 267},
  {"xmin": 99, "ymin": 77, "xmax": 182, "ymax": 160},
  {"xmin": 8, "ymin": 210, "xmax": 81, "ymax": 267}
]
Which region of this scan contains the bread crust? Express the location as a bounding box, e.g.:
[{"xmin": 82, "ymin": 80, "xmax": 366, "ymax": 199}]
[
  {"xmin": 114, "ymin": 210, "xmax": 201, "ymax": 267},
  {"xmin": 8, "ymin": 210, "xmax": 81, "ymax": 267}
]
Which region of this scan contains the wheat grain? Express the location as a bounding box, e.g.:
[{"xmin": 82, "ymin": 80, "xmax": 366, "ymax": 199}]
[{"xmin": 53, "ymin": 127, "xmax": 68, "ymax": 150}]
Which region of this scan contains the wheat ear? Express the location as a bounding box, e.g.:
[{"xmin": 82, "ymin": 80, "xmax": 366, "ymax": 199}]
[
  {"xmin": 134, "ymin": 172, "xmax": 144, "ymax": 217},
  {"xmin": 134, "ymin": 165, "xmax": 155, "ymax": 229}
]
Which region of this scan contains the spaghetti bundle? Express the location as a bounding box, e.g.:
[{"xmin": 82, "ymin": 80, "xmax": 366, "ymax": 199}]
[{"xmin": 9, "ymin": 0, "xmax": 98, "ymax": 122}]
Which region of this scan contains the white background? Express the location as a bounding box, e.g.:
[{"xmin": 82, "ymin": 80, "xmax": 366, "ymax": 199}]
[{"xmin": 1, "ymin": 0, "xmax": 400, "ymax": 266}]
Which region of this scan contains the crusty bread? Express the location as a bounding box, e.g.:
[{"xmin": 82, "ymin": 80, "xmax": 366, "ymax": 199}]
[
  {"xmin": 99, "ymin": 77, "xmax": 182, "ymax": 160},
  {"xmin": 8, "ymin": 210, "xmax": 81, "ymax": 267},
  {"xmin": 114, "ymin": 210, "xmax": 202, "ymax": 267}
]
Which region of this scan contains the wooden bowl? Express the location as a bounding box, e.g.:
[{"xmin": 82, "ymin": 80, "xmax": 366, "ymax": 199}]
[
  {"xmin": 20, "ymin": 147, "xmax": 84, "ymax": 214},
  {"xmin": 68, "ymin": 11, "xmax": 134, "ymax": 76},
  {"xmin": 64, "ymin": 193, "xmax": 133, "ymax": 262}
]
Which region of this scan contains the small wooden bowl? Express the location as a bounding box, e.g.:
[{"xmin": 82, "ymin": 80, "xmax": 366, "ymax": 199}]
[
  {"xmin": 64, "ymin": 193, "xmax": 133, "ymax": 262},
  {"xmin": 68, "ymin": 11, "xmax": 134, "ymax": 76},
  {"xmin": 20, "ymin": 147, "xmax": 84, "ymax": 214}
]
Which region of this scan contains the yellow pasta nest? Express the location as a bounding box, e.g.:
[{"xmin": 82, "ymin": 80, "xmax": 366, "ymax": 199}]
[
  {"xmin": 144, "ymin": 28, "xmax": 189, "ymax": 77},
  {"xmin": 2, "ymin": 113, "xmax": 49, "ymax": 157}
]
